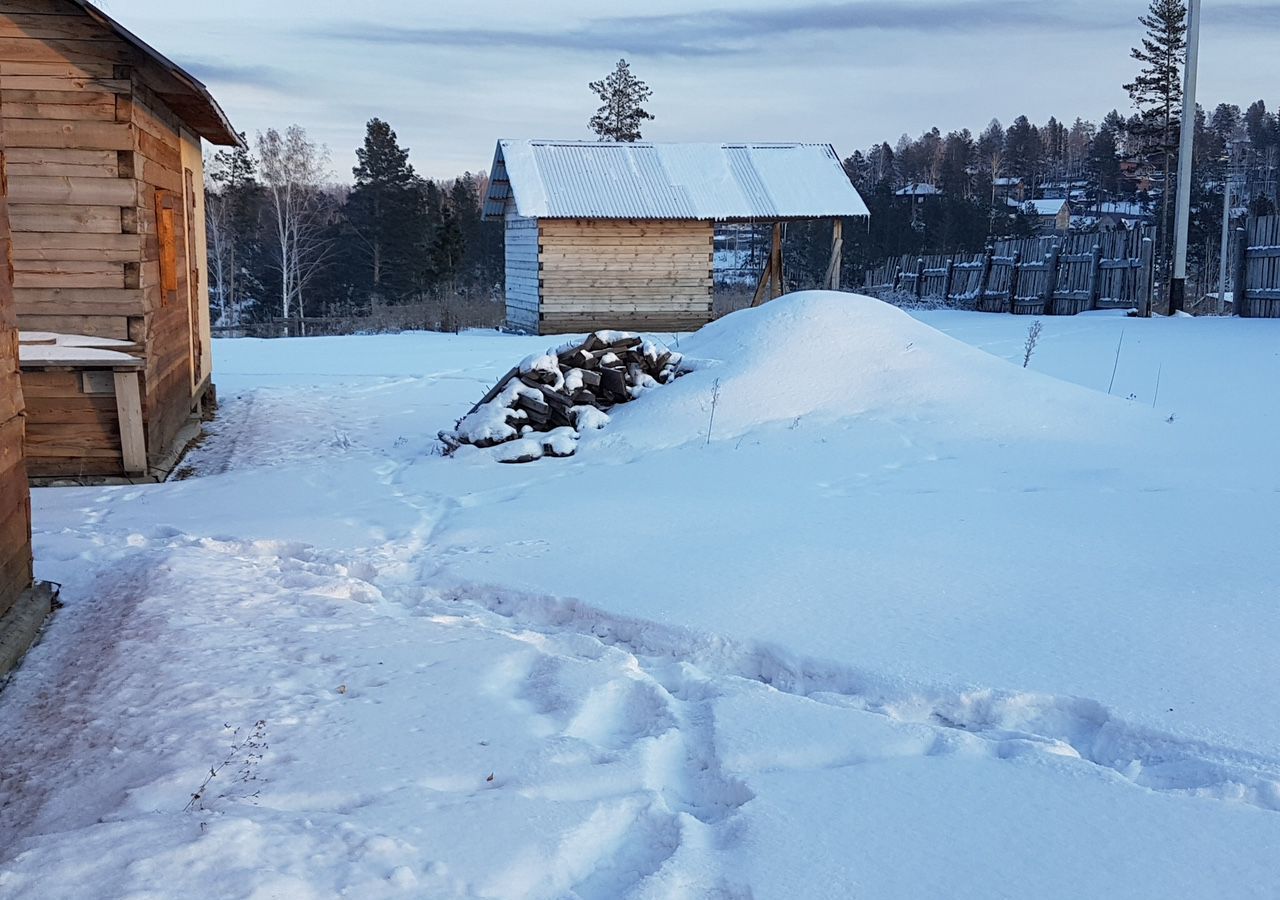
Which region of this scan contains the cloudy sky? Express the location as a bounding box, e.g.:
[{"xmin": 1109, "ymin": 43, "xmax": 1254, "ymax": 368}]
[{"xmin": 102, "ymin": 0, "xmax": 1280, "ymax": 180}]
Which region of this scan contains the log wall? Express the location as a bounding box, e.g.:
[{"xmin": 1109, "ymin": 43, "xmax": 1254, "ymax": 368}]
[
  {"xmin": 22, "ymin": 366, "xmax": 121, "ymax": 477},
  {"xmin": 0, "ymin": 132, "xmax": 32, "ymax": 617},
  {"xmin": 0, "ymin": 3, "xmax": 208, "ymax": 477},
  {"xmin": 131, "ymin": 80, "xmax": 197, "ymax": 463},
  {"xmin": 536, "ymin": 218, "xmax": 714, "ymax": 335}
]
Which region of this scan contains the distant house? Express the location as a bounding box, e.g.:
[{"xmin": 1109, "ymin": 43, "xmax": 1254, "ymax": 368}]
[
  {"xmin": 1071, "ymin": 201, "xmax": 1152, "ymax": 232},
  {"xmin": 1013, "ymin": 198, "xmax": 1071, "ymax": 233},
  {"xmin": 484, "ymin": 140, "xmax": 869, "ymax": 334},
  {"xmin": 1119, "ymin": 160, "xmax": 1156, "ymax": 193},
  {"xmin": 0, "ymin": 0, "xmax": 242, "ymax": 481},
  {"xmin": 895, "ymin": 182, "xmax": 942, "ymax": 202},
  {"xmin": 993, "ymin": 176, "xmax": 1025, "ymax": 203}
]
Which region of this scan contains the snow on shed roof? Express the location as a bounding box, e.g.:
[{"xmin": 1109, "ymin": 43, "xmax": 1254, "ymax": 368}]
[
  {"xmin": 1011, "ymin": 198, "xmax": 1070, "ymax": 216},
  {"xmin": 484, "ymin": 140, "xmax": 869, "ymax": 221}
]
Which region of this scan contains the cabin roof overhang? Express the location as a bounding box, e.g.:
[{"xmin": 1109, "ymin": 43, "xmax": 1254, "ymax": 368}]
[
  {"xmin": 483, "ymin": 139, "xmax": 870, "ymax": 222},
  {"xmin": 68, "ymin": 0, "xmax": 243, "ymax": 148}
]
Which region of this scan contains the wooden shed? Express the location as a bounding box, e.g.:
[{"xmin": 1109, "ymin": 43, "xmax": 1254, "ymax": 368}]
[
  {"xmin": 483, "ymin": 140, "xmax": 869, "ymax": 335},
  {"xmin": 0, "ymin": 0, "xmax": 241, "ymax": 481}
]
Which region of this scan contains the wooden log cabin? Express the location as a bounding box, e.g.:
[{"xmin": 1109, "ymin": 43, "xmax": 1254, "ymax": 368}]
[
  {"xmin": 0, "ymin": 125, "xmax": 54, "ymax": 677},
  {"xmin": 0, "ymin": 0, "xmax": 241, "ymax": 481},
  {"xmin": 483, "ymin": 140, "xmax": 869, "ymax": 335},
  {"xmin": 0, "ymin": 136, "xmax": 32, "ymax": 623}
]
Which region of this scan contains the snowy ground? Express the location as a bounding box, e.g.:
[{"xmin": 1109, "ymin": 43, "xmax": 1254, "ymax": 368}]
[{"xmin": 2, "ymin": 295, "xmax": 1278, "ymax": 899}]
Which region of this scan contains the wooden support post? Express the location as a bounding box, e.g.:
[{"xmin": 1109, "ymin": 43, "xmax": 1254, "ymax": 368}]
[
  {"xmin": 1233, "ymin": 225, "xmax": 1249, "ymax": 318},
  {"xmin": 771, "ymin": 222, "xmax": 784, "ymax": 300},
  {"xmin": 1043, "ymin": 243, "xmax": 1061, "ymax": 315},
  {"xmin": 1138, "ymin": 237, "xmax": 1155, "ymax": 317},
  {"xmin": 824, "ymin": 219, "xmax": 844, "ymax": 291},
  {"xmin": 750, "ymin": 254, "xmax": 772, "ymax": 307},
  {"xmin": 750, "ymin": 223, "xmax": 786, "ymax": 307},
  {"xmin": 977, "ymin": 246, "xmax": 994, "ymax": 306},
  {"xmin": 113, "ymin": 369, "xmax": 147, "ymax": 476},
  {"xmin": 941, "ymin": 255, "xmax": 955, "ymax": 303},
  {"xmin": 1008, "ymin": 250, "xmax": 1022, "ymax": 314},
  {"xmin": 1087, "ymin": 243, "xmax": 1103, "ymax": 310},
  {"xmin": 915, "ymin": 257, "xmax": 925, "ymax": 299}
]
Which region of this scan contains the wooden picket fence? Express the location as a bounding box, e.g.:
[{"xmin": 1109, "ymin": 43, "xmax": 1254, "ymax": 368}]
[
  {"xmin": 865, "ymin": 228, "xmax": 1155, "ymax": 316},
  {"xmin": 1233, "ymin": 216, "xmax": 1280, "ymax": 318}
]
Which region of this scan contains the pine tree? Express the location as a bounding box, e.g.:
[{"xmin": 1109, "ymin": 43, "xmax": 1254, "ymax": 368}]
[
  {"xmin": 347, "ymin": 118, "xmax": 426, "ymax": 304},
  {"xmin": 1087, "ymin": 126, "xmax": 1123, "ymax": 202},
  {"xmin": 1124, "ymin": 0, "xmax": 1188, "ymax": 277},
  {"xmin": 588, "ymin": 59, "xmax": 654, "ymax": 142},
  {"xmin": 1004, "ymin": 116, "xmax": 1043, "ymax": 185},
  {"xmin": 206, "ymin": 136, "xmax": 264, "ymax": 323}
]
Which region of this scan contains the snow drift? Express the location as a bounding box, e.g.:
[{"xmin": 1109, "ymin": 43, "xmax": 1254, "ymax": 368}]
[{"xmin": 594, "ymin": 291, "xmax": 1162, "ymax": 451}]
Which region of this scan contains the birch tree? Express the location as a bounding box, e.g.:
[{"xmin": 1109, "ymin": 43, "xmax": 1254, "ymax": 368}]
[{"xmin": 256, "ymin": 125, "xmax": 334, "ymax": 320}]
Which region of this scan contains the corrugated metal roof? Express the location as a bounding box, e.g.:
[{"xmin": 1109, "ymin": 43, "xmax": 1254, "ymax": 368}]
[{"xmin": 483, "ymin": 140, "xmax": 869, "ymax": 221}]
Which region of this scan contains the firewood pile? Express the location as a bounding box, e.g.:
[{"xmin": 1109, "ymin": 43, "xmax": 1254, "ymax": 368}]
[{"xmin": 440, "ymin": 331, "xmax": 683, "ymax": 463}]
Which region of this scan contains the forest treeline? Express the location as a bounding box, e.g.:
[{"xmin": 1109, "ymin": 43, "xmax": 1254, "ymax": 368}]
[
  {"xmin": 204, "ymin": 119, "xmax": 503, "ymax": 327},
  {"xmin": 819, "ymin": 101, "xmax": 1278, "ymax": 285},
  {"xmin": 206, "ymin": 2, "xmax": 1279, "ymax": 323}
]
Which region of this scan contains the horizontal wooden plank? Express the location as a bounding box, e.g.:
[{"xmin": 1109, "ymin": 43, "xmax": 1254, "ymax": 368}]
[
  {"xmin": 8, "ymin": 175, "xmax": 137, "ymax": 206},
  {"xmin": 15, "ymin": 286, "xmax": 145, "ymax": 316},
  {"xmin": 23, "ymin": 442, "xmax": 121, "ymax": 459},
  {"xmin": 2, "ymin": 99, "xmax": 115, "ymax": 120},
  {"xmin": 0, "ymin": 13, "xmax": 120, "ymax": 41},
  {"xmin": 1, "ymin": 118, "xmax": 134, "ymax": 150},
  {"xmin": 136, "ymin": 129, "xmax": 181, "ymax": 173},
  {"xmin": 0, "ymin": 37, "xmax": 133, "ymax": 66},
  {"xmin": 1, "ymin": 87, "xmax": 118, "ymax": 105},
  {"xmin": 540, "ymin": 281, "xmax": 713, "ymax": 291},
  {"xmin": 542, "ymin": 302, "xmax": 712, "ymax": 313},
  {"xmin": 542, "ymin": 240, "xmax": 721, "ymax": 252},
  {"xmin": 0, "ymin": 49, "xmax": 116, "ymax": 77},
  {"xmin": 26, "ymin": 421, "xmax": 119, "ymax": 446},
  {"xmin": 18, "ymin": 371, "xmax": 87, "ymax": 399},
  {"xmin": 6, "ymin": 160, "xmax": 119, "ymax": 179},
  {"xmin": 4, "ymin": 146, "xmax": 117, "ymax": 165},
  {"xmin": 11, "ymin": 231, "xmax": 139, "ymax": 261},
  {"xmin": 540, "ymin": 285, "xmax": 713, "ymax": 294},
  {"xmin": 9, "ymin": 202, "xmax": 122, "ymax": 233},
  {"xmin": 15, "ymin": 314, "xmax": 130, "ymax": 340},
  {"xmin": 25, "ymin": 402, "xmax": 118, "ymax": 427},
  {"xmin": 14, "ymin": 255, "xmax": 125, "ymax": 289},
  {"xmin": 0, "ymin": 75, "xmax": 129, "ymax": 93}
]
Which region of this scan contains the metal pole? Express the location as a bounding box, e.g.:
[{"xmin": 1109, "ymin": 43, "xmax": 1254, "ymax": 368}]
[
  {"xmin": 1170, "ymin": 0, "xmax": 1201, "ymax": 314},
  {"xmin": 1218, "ymin": 142, "xmax": 1234, "ymax": 313}
]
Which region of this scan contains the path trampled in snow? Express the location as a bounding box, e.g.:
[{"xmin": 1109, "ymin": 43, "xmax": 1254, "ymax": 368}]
[{"xmin": 3, "ymin": 300, "xmax": 1279, "ymax": 898}]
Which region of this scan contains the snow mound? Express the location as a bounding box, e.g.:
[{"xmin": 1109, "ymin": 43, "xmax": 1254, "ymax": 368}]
[{"xmin": 598, "ymin": 291, "xmax": 1159, "ymax": 449}]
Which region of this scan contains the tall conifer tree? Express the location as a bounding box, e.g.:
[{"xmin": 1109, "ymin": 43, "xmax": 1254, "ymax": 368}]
[
  {"xmin": 1124, "ymin": 0, "xmax": 1188, "ymax": 274},
  {"xmin": 588, "ymin": 59, "xmax": 655, "ymax": 142}
]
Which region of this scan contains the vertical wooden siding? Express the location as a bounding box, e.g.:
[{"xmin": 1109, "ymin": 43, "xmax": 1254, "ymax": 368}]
[
  {"xmin": 504, "ymin": 199, "xmax": 538, "ymax": 333},
  {"xmin": 536, "ymin": 218, "xmax": 714, "ymax": 335}
]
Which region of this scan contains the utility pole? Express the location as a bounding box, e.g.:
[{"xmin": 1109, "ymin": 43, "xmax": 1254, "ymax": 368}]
[
  {"xmin": 1218, "ymin": 139, "xmax": 1238, "ymax": 314},
  {"xmin": 1169, "ymin": 0, "xmax": 1201, "ymax": 315}
]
